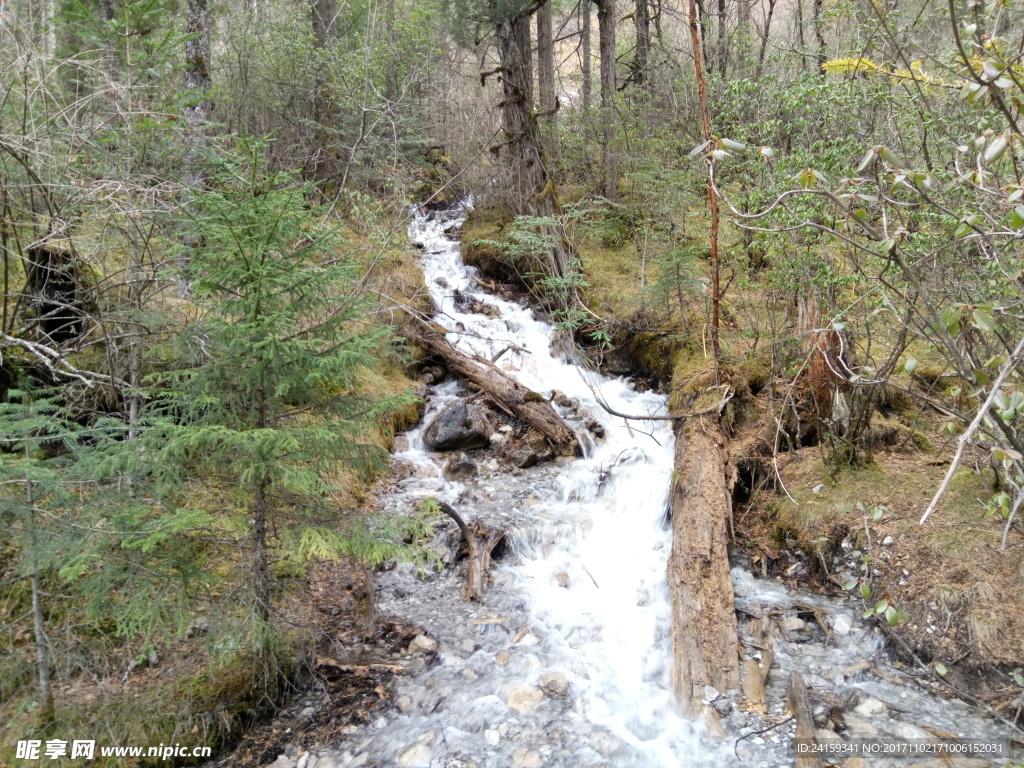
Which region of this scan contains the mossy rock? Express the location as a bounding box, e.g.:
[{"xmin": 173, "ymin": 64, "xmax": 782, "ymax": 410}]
[
  {"xmin": 459, "ymin": 206, "xmax": 523, "ymax": 285},
  {"xmin": 626, "ymin": 331, "xmax": 680, "ymax": 383}
]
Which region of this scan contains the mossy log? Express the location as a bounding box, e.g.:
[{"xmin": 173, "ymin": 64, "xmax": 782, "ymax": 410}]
[
  {"xmin": 667, "ymin": 419, "xmax": 742, "ymax": 714},
  {"xmin": 406, "ymin": 322, "xmax": 577, "ymax": 450}
]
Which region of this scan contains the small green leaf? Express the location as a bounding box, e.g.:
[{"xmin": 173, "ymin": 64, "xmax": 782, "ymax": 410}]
[
  {"xmin": 903, "ymin": 358, "xmax": 918, "ymax": 374},
  {"xmin": 843, "ymin": 579, "xmax": 858, "ymax": 591},
  {"xmin": 1013, "ymin": 673, "xmax": 1024, "ymax": 687},
  {"xmin": 721, "ymin": 138, "xmax": 747, "ymax": 152},
  {"xmin": 885, "ymin": 605, "xmax": 899, "ymax": 625},
  {"xmin": 863, "ymin": 608, "xmax": 875, "ymax": 619},
  {"xmin": 985, "ymin": 135, "xmax": 1009, "ymax": 163},
  {"xmin": 935, "ymin": 662, "xmax": 948, "ymax": 677},
  {"xmin": 860, "ymin": 582, "xmax": 872, "ymax": 599},
  {"xmin": 872, "ymin": 507, "xmax": 884, "ymax": 522},
  {"xmin": 875, "ymin": 600, "xmax": 889, "ymax": 614},
  {"xmin": 972, "ymin": 308, "xmax": 996, "ymax": 332}
]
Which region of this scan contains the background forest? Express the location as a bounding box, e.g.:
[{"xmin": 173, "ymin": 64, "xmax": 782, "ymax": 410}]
[{"xmin": 2, "ymin": 0, "xmax": 1024, "ymax": 761}]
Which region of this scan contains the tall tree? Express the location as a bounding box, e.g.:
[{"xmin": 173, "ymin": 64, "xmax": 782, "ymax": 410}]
[
  {"xmin": 633, "ymin": 0, "xmax": 651, "ymax": 91},
  {"xmin": 310, "ymin": 0, "xmax": 339, "ymax": 184},
  {"xmin": 581, "ymin": 0, "xmax": 592, "ymax": 111},
  {"xmin": 181, "ymin": 0, "xmax": 212, "ymax": 290},
  {"xmin": 597, "ymin": 0, "xmax": 617, "ymax": 199},
  {"xmin": 716, "ymin": 0, "xmax": 726, "ymax": 77},
  {"xmin": 537, "ymin": 0, "xmax": 556, "ymax": 116}
]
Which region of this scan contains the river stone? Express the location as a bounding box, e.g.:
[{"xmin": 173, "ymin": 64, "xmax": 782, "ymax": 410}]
[
  {"xmin": 843, "ymin": 715, "xmax": 879, "ymax": 736},
  {"xmin": 540, "ymin": 671, "xmax": 569, "ymax": 698},
  {"xmin": 507, "ymin": 685, "xmax": 544, "ymax": 712},
  {"xmin": 780, "ymin": 616, "xmax": 807, "ymax": 632},
  {"xmin": 495, "ymin": 650, "xmax": 510, "ymax": 666},
  {"xmin": 396, "ymin": 695, "xmax": 414, "ymax": 713},
  {"xmin": 853, "ymin": 697, "xmax": 887, "ymax": 717},
  {"xmin": 512, "ymin": 749, "xmax": 542, "ymax": 768},
  {"xmin": 443, "ymin": 454, "xmax": 477, "ymax": 481},
  {"xmin": 422, "ymin": 400, "xmax": 492, "ymax": 452},
  {"xmin": 397, "ymin": 743, "xmax": 431, "ymax": 768},
  {"xmin": 589, "ymin": 731, "xmax": 619, "ymax": 756},
  {"xmin": 408, "ymin": 635, "xmax": 437, "ymax": 655},
  {"xmin": 841, "ymin": 758, "xmax": 866, "ymax": 768},
  {"xmin": 881, "ymin": 721, "xmax": 932, "ymax": 740},
  {"xmin": 833, "ymin": 613, "xmax": 853, "ymax": 635},
  {"xmin": 484, "ymin": 728, "xmax": 500, "ymax": 746}
]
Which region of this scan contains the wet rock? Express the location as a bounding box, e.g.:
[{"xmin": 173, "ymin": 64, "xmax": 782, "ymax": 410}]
[
  {"xmin": 470, "ymin": 300, "xmax": 501, "ymax": 318},
  {"xmin": 815, "ymin": 728, "xmax": 845, "ymax": 748},
  {"xmin": 554, "ymin": 570, "xmax": 571, "ymax": 588},
  {"xmin": 540, "ymin": 671, "xmax": 569, "ymax": 698},
  {"xmin": 269, "ymin": 756, "xmax": 297, "ymax": 768},
  {"xmin": 881, "ymin": 721, "xmax": 932, "ymax": 740},
  {"xmin": 841, "ymin": 758, "xmax": 866, "ymax": 768},
  {"xmin": 512, "ymin": 749, "xmax": 542, "ymax": 768},
  {"xmin": 396, "ymin": 695, "xmax": 414, "ymax": 713},
  {"xmin": 393, "ymin": 435, "xmax": 410, "ymax": 453},
  {"xmin": 833, "ymin": 613, "xmax": 853, "ymax": 635},
  {"xmin": 843, "ymin": 715, "xmax": 879, "ymax": 736},
  {"xmin": 408, "ymin": 635, "xmax": 437, "ymax": 655},
  {"xmin": 442, "ymin": 454, "xmax": 477, "ymax": 481},
  {"xmin": 780, "ymin": 616, "xmax": 807, "ymax": 632},
  {"xmin": 853, "ymin": 697, "xmax": 887, "ymax": 717},
  {"xmin": 484, "ymin": 729, "xmax": 500, "ymax": 746},
  {"xmin": 422, "ymin": 400, "xmax": 492, "ymax": 452},
  {"xmin": 507, "ymin": 685, "xmax": 545, "ymax": 712},
  {"xmin": 907, "ymin": 760, "xmax": 992, "ymax": 768},
  {"xmin": 585, "ymin": 419, "xmax": 605, "ymax": 438},
  {"xmin": 488, "ymin": 432, "xmax": 508, "ymax": 449},
  {"xmin": 422, "ymin": 365, "xmax": 448, "ymax": 385},
  {"xmin": 588, "ymin": 731, "xmax": 619, "ymax": 756},
  {"xmin": 495, "ymin": 650, "xmax": 510, "ymax": 666},
  {"xmin": 703, "ymin": 685, "xmax": 720, "ymax": 702},
  {"xmin": 397, "ymin": 742, "xmax": 432, "ymax": 768},
  {"xmin": 551, "ymin": 390, "xmax": 573, "ymax": 408}
]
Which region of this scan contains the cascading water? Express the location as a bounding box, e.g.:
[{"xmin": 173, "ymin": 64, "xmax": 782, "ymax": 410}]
[
  {"xmin": 316, "ymin": 202, "xmax": 1010, "ymax": 768},
  {"xmin": 344, "ymin": 199, "xmax": 714, "ymax": 768}
]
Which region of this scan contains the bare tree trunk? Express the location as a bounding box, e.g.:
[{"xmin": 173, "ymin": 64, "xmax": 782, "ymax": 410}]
[
  {"xmin": 385, "ymin": 0, "xmax": 398, "ymax": 103},
  {"xmin": 796, "ymin": 0, "xmax": 807, "ymax": 71},
  {"xmin": 180, "ymin": 0, "xmax": 211, "ymax": 292},
  {"xmin": 667, "ymin": 421, "xmax": 740, "ymax": 715},
  {"xmin": 755, "ymin": 0, "xmax": 779, "ymax": 76},
  {"xmin": 717, "ymin": 0, "xmax": 727, "ymax": 77},
  {"xmin": 537, "ymin": 0, "xmax": 556, "ymax": 116},
  {"xmin": 633, "ymin": 0, "xmax": 651, "ymax": 91},
  {"xmin": 310, "ymin": 0, "xmax": 339, "ymax": 185},
  {"xmin": 27, "ymin": 476, "xmax": 54, "ymax": 726},
  {"xmin": 687, "ymin": 0, "xmax": 721, "ymax": 365},
  {"xmin": 598, "ymin": 0, "xmax": 617, "ymax": 200},
  {"xmin": 581, "ymin": 0, "xmax": 592, "ymax": 111},
  {"xmin": 252, "ymin": 379, "xmax": 272, "ymax": 631},
  {"xmin": 813, "ymin": 0, "xmax": 826, "ymax": 72}
]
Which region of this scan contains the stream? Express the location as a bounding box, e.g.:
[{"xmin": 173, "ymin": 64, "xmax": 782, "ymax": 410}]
[{"xmin": 310, "ymin": 202, "xmax": 1011, "ymax": 768}]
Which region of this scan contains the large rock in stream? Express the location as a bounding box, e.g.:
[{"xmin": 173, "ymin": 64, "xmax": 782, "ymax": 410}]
[{"xmin": 422, "ymin": 400, "xmax": 493, "ymax": 452}]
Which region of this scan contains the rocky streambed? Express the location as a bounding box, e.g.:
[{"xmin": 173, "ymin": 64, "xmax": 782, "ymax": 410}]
[{"xmin": 255, "ymin": 203, "xmax": 1017, "ymax": 768}]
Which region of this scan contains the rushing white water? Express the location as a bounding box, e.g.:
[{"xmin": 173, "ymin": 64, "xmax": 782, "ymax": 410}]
[{"xmin": 361, "ymin": 200, "xmax": 713, "ymax": 767}]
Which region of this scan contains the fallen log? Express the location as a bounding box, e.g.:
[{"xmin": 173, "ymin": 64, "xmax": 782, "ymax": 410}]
[
  {"xmin": 405, "ymin": 322, "xmax": 577, "ymax": 450},
  {"xmin": 786, "ymin": 671, "xmax": 822, "ymax": 768},
  {"xmin": 667, "ymin": 419, "xmax": 742, "ymax": 715},
  {"xmin": 439, "ymin": 501, "xmax": 504, "ymax": 601}
]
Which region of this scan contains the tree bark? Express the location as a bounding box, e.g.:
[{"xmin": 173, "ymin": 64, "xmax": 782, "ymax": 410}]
[
  {"xmin": 180, "ymin": 0, "xmax": 211, "ymax": 292},
  {"xmin": 407, "ymin": 321, "xmax": 578, "ymax": 450},
  {"xmin": 385, "ymin": 0, "xmax": 398, "ymax": 103},
  {"xmin": 813, "ymin": 0, "xmax": 826, "ymax": 72},
  {"xmin": 598, "ymin": 0, "xmax": 617, "ymax": 200},
  {"xmin": 27, "ymin": 477, "xmax": 54, "ymax": 725},
  {"xmin": 787, "ymin": 671, "xmax": 823, "ymax": 767},
  {"xmin": 537, "ymin": 0, "xmax": 556, "ymax": 116},
  {"xmin": 493, "ymin": 9, "xmax": 572, "ymax": 276},
  {"xmin": 439, "ymin": 502, "xmax": 504, "ymax": 601},
  {"xmin": 795, "ymin": 0, "xmax": 807, "ymax": 71},
  {"xmin": 633, "ymin": 0, "xmax": 651, "ymax": 91},
  {"xmin": 687, "ymin": 0, "xmax": 721, "ymax": 365},
  {"xmin": 310, "ymin": 0, "xmax": 339, "ymax": 185},
  {"xmin": 717, "ymin": 0, "xmax": 727, "ymax": 77},
  {"xmin": 252, "ymin": 379, "xmax": 272, "ymax": 629},
  {"xmin": 755, "ymin": 0, "xmax": 779, "ymax": 76},
  {"xmin": 666, "ymin": 420, "xmax": 741, "ymax": 715},
  {"xmin": 581, "ymin": 0, "xmax": 592, "ymax": 111}
]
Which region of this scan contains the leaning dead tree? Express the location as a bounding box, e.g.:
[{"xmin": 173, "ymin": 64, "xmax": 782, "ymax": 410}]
[
  {"xmin": 439, "ymin": 501, "xmax": 504, "ymax": 600},
  {"xmin": 406, "ymin": 320, "xmax": 578, "ymax": 450}
]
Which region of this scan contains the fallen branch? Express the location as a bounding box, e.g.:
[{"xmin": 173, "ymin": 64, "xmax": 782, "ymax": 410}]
[
  {"xmin": 593, "ymin": 385, "xmax": 733, "ymax": 422},
  {"xmin": 404, "ymin": 320, "xmax": 577, "ymax": 449},
  {"xmin": 786, "ymin": 671, "xmax": 821, "ymax": 768},
  {"xmin": 439, "ymin": 501, "xmax": 504, "ymax": 601}
]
